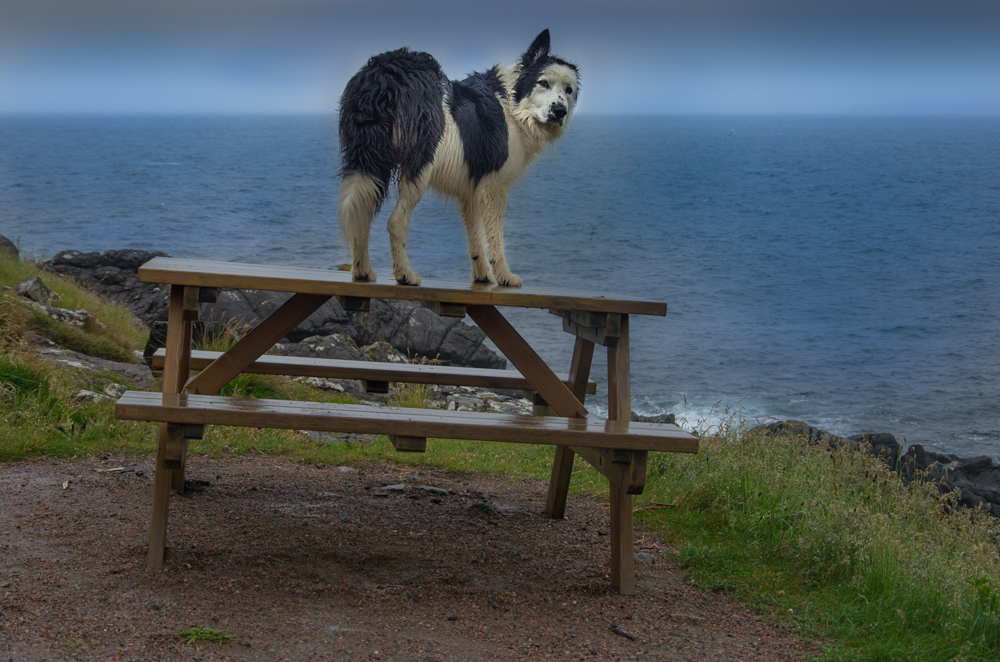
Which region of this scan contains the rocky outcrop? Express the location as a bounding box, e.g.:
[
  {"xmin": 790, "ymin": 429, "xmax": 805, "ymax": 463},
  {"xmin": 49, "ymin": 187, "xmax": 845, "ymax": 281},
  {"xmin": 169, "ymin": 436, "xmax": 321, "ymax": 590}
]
[
  {"xmin": 44, "ymin": 249, "xmax": 172, "ymax": 324},
  {"xmin": 15, "ymin": 277, "xmax": 60, "ymax": 306},
  {"xmin": 757, "ymin": 419, "xmax": 1000, "ymax": 518},
  {"xmin": 45, "ymin": 249, "xmax": 505, "ymax": 369},
  {"xmin": 28, "ymin": 333, "xmax": 153, "ymax": 389},
  {"xmin": 0, "ymin": 234, "xmax": 18, "ymax": 256}
]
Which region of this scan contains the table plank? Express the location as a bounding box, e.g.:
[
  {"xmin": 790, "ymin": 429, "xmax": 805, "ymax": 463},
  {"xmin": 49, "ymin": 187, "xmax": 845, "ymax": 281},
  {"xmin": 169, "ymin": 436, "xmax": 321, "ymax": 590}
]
[
  {"xmin": 138, "ymin": 257, "xmax": 667, "ymax": 316},
  {"xmin": 116, "ymin": 392, "xmax": 699, "ymax": 453}
]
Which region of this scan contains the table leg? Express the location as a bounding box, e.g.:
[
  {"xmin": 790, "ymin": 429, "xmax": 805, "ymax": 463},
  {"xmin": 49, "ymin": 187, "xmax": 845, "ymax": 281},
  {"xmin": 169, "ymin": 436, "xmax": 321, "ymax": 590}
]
[
  {"xmin": 169, "ymin": 315, "xmax": 194, "ymax": 493},
  {"xmin": 606, "ymin": 314, "xmax": 636, "ymax": 595},
  {"xmin": 148, "ymin": 285, "xmax": 189, "ymax": 570},
  {"xmin": 545, "ymin": 337, "xmax": 595, "ymax": 518}
]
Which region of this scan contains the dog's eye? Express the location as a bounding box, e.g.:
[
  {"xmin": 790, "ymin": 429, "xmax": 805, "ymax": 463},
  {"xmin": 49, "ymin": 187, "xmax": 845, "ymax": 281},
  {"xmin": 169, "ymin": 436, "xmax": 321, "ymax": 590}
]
[
  {"xmin": 537, "ymin": 80, "xmax": 549, "ymax": 89},
  {"xmin": 565, "ymin": 86, "xmax": 573, "ymax": 95}
]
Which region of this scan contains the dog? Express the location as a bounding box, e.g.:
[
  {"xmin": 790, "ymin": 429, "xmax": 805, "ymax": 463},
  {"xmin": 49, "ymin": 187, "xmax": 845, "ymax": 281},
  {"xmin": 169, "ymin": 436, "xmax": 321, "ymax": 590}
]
[{"xmin": 337, "ymin": 29, "xmax": 579, "ymax": 287}]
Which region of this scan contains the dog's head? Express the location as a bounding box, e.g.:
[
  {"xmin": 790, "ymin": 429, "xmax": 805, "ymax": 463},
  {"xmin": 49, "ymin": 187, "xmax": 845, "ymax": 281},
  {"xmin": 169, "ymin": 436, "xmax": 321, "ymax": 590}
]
[{"xmin": 512, "ymin": 30, "xmax": 579, "ymax": 131}]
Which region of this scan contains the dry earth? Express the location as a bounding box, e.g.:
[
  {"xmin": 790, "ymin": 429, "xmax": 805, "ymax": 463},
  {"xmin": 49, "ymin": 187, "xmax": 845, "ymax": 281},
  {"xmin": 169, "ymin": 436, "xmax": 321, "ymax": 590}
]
[{"xmin": 1, "ymin": 455, "xmax": 816, "ymax": 661}]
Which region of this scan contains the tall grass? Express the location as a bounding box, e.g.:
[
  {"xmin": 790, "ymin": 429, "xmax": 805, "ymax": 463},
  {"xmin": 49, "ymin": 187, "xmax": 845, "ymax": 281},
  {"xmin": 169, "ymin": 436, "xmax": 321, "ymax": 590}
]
[{"xmin": 641, "ymin": 415, "xmax": 1000, "ymax": 660}]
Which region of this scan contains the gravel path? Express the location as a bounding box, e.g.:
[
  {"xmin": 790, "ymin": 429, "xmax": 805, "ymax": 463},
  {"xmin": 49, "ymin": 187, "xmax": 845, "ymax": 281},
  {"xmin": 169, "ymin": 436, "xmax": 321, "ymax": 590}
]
[{"xmin": 1, "ymin": 455, "xmax": 816, "ymax": 661}]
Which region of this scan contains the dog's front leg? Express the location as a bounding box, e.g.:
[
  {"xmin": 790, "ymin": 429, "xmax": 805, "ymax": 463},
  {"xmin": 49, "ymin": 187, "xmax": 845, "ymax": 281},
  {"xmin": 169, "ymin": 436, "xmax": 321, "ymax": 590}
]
[
  {"xmin": 481, "ymin": 187, "xmax": 521, "ymax": 287},
  {"xmin": 460, "ymin": 198, "xmax": 493, "ymax": 284}
]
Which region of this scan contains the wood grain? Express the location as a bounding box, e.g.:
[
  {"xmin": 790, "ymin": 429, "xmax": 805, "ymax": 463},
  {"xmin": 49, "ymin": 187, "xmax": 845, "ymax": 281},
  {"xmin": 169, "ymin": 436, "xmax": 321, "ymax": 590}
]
[
  {"xmin": 610, "ymin": 486, "xmax": 636, "ymax": 595},
  {"xmin": 115, "ymin": 392, "xmax": 699, "ymax": 453},
  {"xmin": 152, "ymin": 349, "xmax": 598, "ymax": 394},
  {"xmin": 138, "ymin": 257, "xmax": 667, "ymax": 316}
]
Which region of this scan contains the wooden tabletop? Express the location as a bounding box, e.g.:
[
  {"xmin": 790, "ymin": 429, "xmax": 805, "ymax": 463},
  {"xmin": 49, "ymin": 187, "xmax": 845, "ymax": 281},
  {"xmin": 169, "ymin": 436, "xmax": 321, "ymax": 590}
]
[{"xmin": 139, "ymin": 257, "xmax": 667, "ymax": 316}]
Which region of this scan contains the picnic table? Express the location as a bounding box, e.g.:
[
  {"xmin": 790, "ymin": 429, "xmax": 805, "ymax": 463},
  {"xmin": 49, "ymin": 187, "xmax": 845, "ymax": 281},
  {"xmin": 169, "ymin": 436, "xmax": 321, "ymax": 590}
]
[{"xmin": 114, "ymin": 257, "xmax": 698, "ymax": 595}]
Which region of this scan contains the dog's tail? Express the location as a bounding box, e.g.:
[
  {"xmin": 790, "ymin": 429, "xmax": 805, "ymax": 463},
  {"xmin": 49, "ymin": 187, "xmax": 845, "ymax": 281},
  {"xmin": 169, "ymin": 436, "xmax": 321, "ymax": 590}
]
[{"xmin": 337, "ymin": 48, "xmax": 447, "ymax": 247}]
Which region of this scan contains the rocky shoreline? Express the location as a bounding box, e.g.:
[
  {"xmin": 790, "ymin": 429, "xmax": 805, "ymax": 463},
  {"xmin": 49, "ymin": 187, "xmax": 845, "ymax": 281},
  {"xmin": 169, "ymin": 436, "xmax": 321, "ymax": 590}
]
[{"xmin": 5, "ymin": 239, "xmax": 999, "ymax": 520}]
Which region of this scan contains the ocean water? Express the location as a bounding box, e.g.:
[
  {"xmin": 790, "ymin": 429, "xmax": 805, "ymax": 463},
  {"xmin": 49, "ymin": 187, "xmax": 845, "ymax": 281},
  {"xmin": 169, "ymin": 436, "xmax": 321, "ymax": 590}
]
[{"xmin": 1, "ymin": 115, "xmax": 998, "ymax": 457}]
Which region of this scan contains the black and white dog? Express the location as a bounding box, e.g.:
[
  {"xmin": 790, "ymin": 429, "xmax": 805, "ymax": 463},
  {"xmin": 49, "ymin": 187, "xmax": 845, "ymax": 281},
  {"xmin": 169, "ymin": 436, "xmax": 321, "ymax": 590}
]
[{"xmin": 337, "ymin": 29, "xmax": 579, "ymax": 287}]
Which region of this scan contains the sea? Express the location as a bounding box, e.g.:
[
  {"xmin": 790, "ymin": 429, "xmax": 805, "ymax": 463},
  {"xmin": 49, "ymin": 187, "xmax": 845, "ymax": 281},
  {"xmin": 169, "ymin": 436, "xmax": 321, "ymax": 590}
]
[{"xmin": 1, "ymin": 115, "xmax": 998, "ymax": 458}]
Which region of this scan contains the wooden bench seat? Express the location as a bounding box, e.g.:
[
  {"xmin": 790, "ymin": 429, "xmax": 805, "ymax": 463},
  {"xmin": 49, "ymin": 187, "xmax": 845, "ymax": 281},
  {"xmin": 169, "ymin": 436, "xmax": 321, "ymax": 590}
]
[
  {"xmin": 150, "ymin": 348, "xmax": 598, "ymax": 395},
  {"xmin": 116, "ymin": 391, "xmax": 697, "ymax": 453}
]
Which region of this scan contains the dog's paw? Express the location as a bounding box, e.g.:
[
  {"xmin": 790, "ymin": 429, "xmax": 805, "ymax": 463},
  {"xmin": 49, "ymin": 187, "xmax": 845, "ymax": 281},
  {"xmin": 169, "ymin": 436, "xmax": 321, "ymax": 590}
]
[
  {"xmin": 394, "ymin": 270, "xmax": 422, "ymax": 286},
  {"xmin": 496, "ymin": 272, "xmax": 523, "ymax": 288},
  {"xmin": 352, "ymin": 269, "xmax": 375, "ymax": 283}
]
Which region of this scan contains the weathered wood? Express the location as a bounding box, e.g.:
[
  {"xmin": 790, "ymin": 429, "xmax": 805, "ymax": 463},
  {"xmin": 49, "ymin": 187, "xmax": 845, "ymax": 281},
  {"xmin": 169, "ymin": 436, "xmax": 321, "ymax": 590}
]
[
  {"xmin": 610, "ymin": 486, "xmax": 636, "ymax": 595},
  {"xmin": 181, "ymin": 424, "xmax": 205, "ymax": 439},
  {"xmin": 185, "ymin": 293, "xmax": 330, "ymax": 396},
  {"xmin": 422, "ymin": 301, "xmax": 467, "ymax": 318},
  {"xmin": 116, "ymin": 392, "xmax": 700, "ymax": 453},
  {"xmin": 153, "ymin": 349, "xmax": 598, "ymax": 394},
  {"xmin": 337, "ymin": 296, "xmax": 370, "ymax": 312},
  {"xmin": 562, "ymin": 318, "xmax": 610, "ymax": 346},
  {"xmin": 545, "ymin": 337, "xmax": 595, "ymax": 518},
  {"xmin": 363, "ymin": 380, "xmax": 389, "ymax": 394},
  {"xmin": 147, "ymin": 422, "xmax": 176, "ymax": 570},
  {"xmin": 160, "ymin": 286, "xmax": 192, "ymax": 497},
  {"xmin": 467, "ymin": 305, "xmax": 588, "ymax": 419},
  {"xmin": 197, "ymin": 287, "xmax": 218, "ymax": 303},
  {"xmin": 390, "ymin": 435, "xmax": 427, "ymax": 453},
  {"xmin": 550, "ymin": 309, "xmax": 621, "ymax": 337},
  {"xmin": 607, "ymin": 314, "xmax": 631, "ymax": 422},
  {"xmin": 138, "ymin": 257, "xmax": 668, "ymax": 317},
  {"xmin": 182, "ymin": 285, "xmax": 200, "ymax": 321},
  {"xmin": 571, "ymin": 447, "xmax": 647, "ymax": 494}
]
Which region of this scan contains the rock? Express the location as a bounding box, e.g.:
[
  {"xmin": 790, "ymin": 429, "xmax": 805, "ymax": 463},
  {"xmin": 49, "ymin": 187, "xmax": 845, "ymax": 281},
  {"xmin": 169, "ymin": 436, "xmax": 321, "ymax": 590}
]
[
  {"xmin": 102, "ymin": 383, "xmax": 128, "ymax": 398},
  {"xmin": 338, "ymin": 466, "xmax": 360, "ymax": 474},
  {"xmin": 416, "ymin": 485, "xmax": 449, "ymax": 496},
  {"xmin": 467, "ymin": 501, "xmax": 499, "ymax": 518},
  {"xmin": 0, "ymin": 234, "xmax": 18, "ymax": 256},
  {"xmin": 631, "ymin": 411, "xmax": 676, "ymax": 425},
  {"xmin": 19, "ymin": 299, "xmax": 90, "ymax": 328},
  {"xmin": 74, "ymin": 389, "xmax": 115, "ymax": 403},
  {"xmin": 634, "ymin": 552, "xmax": 655, "ymax": 565},
  {"xmin": 383, "ymin": 483, "xmax": 406, "ymax": 492},
  {"xmin": 29, "ymin": 333, "xmax": 154, "ymax": 389},
  {"xmin": 272, "ymin": 333, "xmax": 368, "ymax": 362},
  {"xmin": 362, "ymin": 341, "xmax": 409, "ymax": 363},
  {"xmin": 43, "ymin": 249, "xmax": 171, "ymax": 325},
  {"xmin": 427, "ymin": 385, "xmax": 533, "ymax": 416},
  {"xmin": 15, "ymin": 277, "xmax": 60, "ymax": 306}
]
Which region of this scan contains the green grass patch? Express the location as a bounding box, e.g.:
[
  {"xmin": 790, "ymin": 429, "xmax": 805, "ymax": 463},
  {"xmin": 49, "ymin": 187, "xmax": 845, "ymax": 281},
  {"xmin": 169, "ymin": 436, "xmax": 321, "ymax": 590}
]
[
  {"xmin": 25, "ymin": 311, "xmax": 133, "ymax": 363},
  {"xmin": 638, "ymin": 419, "xmax": 1000, "ymax": 661},
  {"xmin": 176, "ymin": 627, "xmax": 234, "ymax": 645}
]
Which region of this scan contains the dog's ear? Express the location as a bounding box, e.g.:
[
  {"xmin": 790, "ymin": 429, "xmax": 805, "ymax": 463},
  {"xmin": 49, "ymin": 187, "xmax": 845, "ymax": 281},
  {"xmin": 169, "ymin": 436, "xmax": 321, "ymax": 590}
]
[{"xmin": 522, "ymin": 29, "xmax": 551, "ymax": 66}]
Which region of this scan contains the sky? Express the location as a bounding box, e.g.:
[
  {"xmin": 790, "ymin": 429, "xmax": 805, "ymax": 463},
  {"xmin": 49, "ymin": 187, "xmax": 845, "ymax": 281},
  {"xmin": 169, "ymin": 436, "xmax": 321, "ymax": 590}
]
[{"xmin": 0, "ymin": 0, "xmax": 998, "ymax": 115}]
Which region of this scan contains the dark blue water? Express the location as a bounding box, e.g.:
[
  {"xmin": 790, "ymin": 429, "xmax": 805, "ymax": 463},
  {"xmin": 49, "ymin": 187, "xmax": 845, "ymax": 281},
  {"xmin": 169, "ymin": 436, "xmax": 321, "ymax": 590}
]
[{"xmin": 2, "ymin": 115, "xmax": 998, "ymax": 457}]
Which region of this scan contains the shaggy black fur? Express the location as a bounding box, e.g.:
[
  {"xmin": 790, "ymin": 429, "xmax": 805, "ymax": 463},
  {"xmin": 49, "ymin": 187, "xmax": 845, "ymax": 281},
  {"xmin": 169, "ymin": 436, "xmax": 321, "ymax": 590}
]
[
  {"xmin": 338, "ymin": 48, "xmax": 447, "ymax": 202},
  {"xmin": 449, "ymin": 66, "xmax": 509, "ymax": 185}
]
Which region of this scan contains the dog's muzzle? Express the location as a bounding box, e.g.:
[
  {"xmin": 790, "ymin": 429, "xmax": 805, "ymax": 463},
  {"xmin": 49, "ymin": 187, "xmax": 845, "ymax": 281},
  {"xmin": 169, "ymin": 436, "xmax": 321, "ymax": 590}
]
[{"xmin": 547, "ymin": 104, "xmax": 567, "ymax": 125}]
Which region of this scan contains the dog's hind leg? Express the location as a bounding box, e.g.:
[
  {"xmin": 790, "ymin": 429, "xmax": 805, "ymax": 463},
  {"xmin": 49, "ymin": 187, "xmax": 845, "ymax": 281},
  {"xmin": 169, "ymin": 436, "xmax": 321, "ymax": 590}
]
[
  {"xmin": 338, "ymin": 173, "xmax": 382, "ymax": 282},
  {"xmin": 387, "ymin": 176, "xmax": 428, "ymax": 286},
  {"xmin": 480, "ymin": 187, "xmax": 522, "ymax": 287},
  {"xmin": 460, "ymin": 197, "xmax": 493, "ymax": 284}
]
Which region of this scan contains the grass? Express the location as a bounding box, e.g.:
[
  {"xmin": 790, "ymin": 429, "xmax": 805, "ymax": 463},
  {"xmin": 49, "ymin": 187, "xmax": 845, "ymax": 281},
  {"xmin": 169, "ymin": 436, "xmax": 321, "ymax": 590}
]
[
  {"xmin": 0, "ymin": 250, "xmax": 145, "ymax": 360},
  {"xmin": 2, "ymin": 251, "xmax": 999, "ymax": 660},
  {"xmin": 176, "ymin": 627, "xmax": 234, "ymax": 645},
  {"xmin": 637, "ymin": 412, "xmax": 1000, "ymax": 661}
]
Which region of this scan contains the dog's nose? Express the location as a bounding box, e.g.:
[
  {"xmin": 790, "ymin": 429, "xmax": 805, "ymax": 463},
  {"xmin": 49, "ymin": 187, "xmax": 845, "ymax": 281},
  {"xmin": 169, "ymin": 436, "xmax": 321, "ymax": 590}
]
[{"xmin": 552, "ymin": 105, "xmax": 567, "ymax": 120}]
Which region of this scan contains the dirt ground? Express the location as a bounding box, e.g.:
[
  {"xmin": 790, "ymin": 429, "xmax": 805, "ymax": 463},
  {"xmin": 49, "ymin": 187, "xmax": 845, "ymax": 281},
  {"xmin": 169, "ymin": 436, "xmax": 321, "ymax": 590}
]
[{"xmin": 1, "ymin": 454, "xmax": 816, "ymax": 661}]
